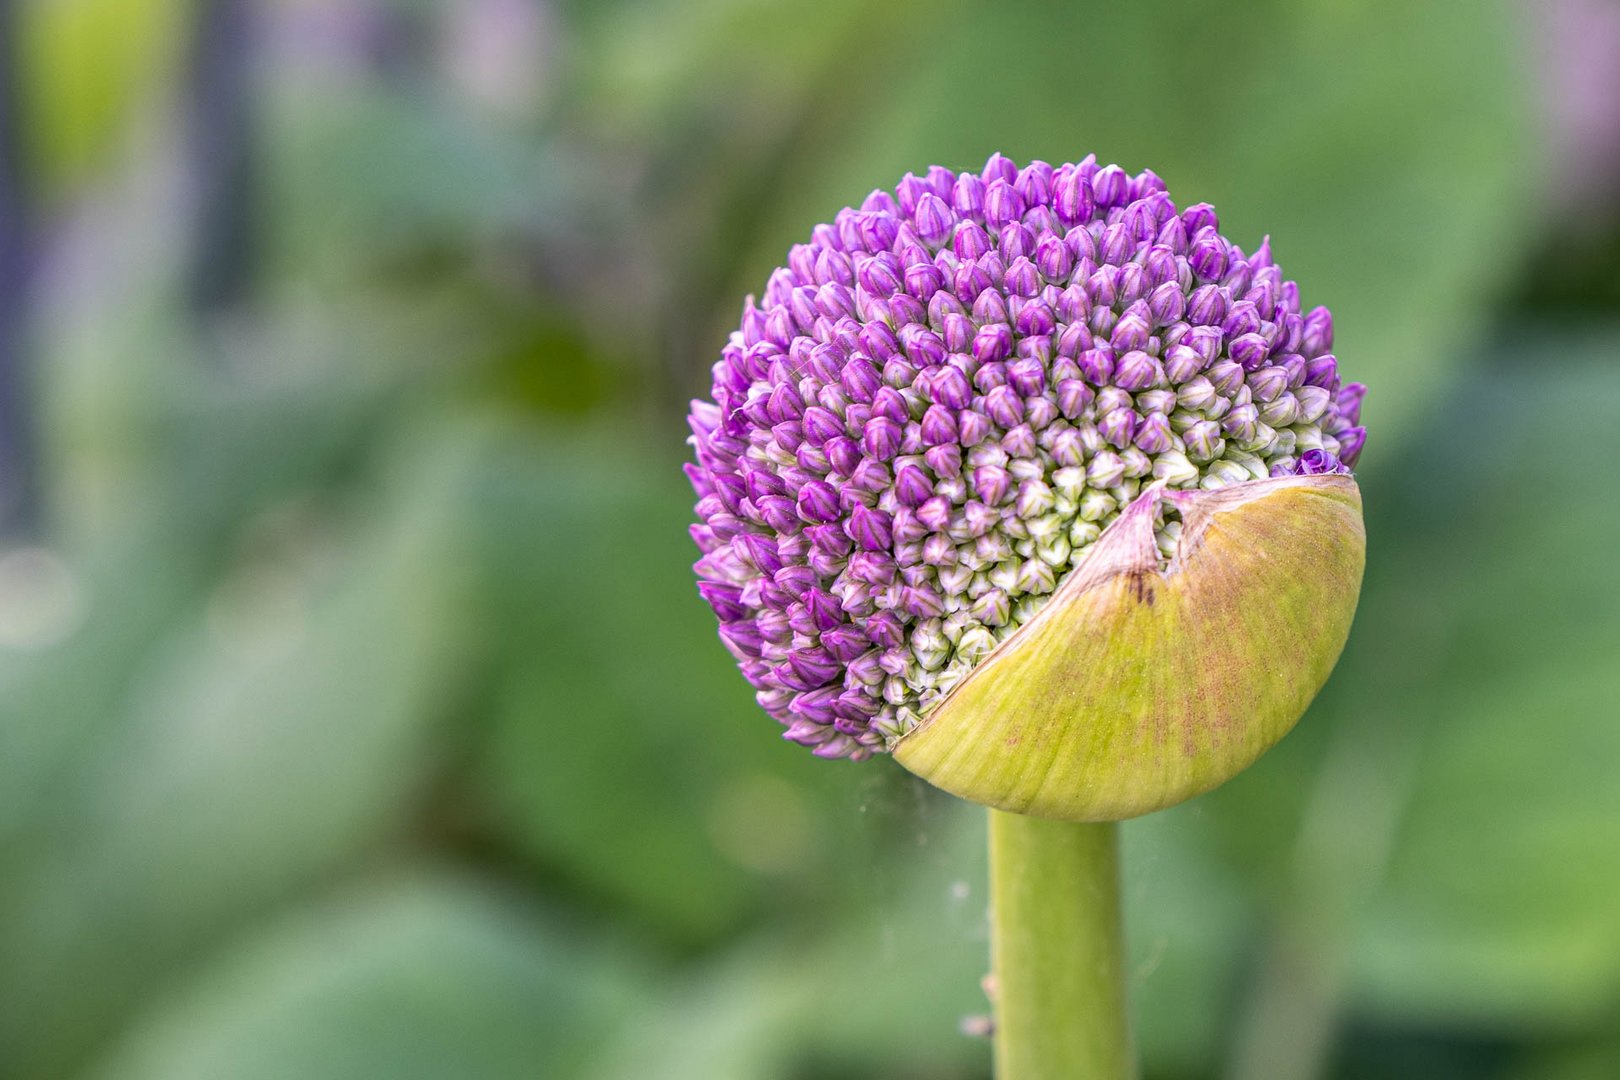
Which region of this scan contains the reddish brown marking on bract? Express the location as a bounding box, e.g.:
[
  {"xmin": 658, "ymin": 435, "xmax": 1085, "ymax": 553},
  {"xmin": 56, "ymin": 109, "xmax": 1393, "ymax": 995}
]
[{"xmin": 1126, "ymin": 571, "xmax": 1155, "ymax": 606}]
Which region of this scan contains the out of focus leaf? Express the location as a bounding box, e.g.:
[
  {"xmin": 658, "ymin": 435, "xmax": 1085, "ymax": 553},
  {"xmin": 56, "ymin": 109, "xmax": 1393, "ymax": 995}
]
[
  {"xmin": 1511, "ymin": 1040, "xmax": 1620, "ymax": 1080},
  {"xmin": 582, "ymin": 790, "xmax": 990, "ymax": 1080},
  {"xmin": 85, "ymin": 871, "xmax": 644, "ymax": 1080},
  {"xmin": 575, "ymin": 0, "xmax": 915, "ymax": 143},
  {"xmin": 262, "ymin": 81, "xmax": 543, "ymax": 286},
  {"xmin": 466, "ymin": 427, "xmax": 875, "ymax": 946},
  {"xmin": 1, "ymin": 361, "xmax": 402, "ymax": 846},
  {"xmin": 1124, "ymin": 806, "xmax": 1255, "ymax": 1076},
  {"xmin": 0, "ymin": 421, "xmax": 482, "ymax": 1077},
  {"xmin": 1340, "ymin": 331, "xmax": 1620, "ymax": 1028}
]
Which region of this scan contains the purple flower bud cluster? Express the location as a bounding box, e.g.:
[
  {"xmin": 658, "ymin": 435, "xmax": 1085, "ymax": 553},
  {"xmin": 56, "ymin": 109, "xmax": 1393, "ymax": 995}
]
[{"xmin": 686, "ymin": 155, "xmax": 1367, "ymax": 760}]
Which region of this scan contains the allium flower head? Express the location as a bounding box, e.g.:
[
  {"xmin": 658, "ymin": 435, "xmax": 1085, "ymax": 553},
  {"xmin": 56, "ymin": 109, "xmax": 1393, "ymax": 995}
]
[{"xmin": 686, "ymin": 155, "xmax": 1367, "ymax": 765}]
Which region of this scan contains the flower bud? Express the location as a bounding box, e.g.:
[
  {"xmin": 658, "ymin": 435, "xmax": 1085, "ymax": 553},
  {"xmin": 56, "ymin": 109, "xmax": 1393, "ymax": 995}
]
[
  {"xmin": 894, "ymin": 476, "xmax": 1364, "ymax": 818},
  {"xmin": 689, "ymin": 156, "xmax": 1368, "ymax": 764}
]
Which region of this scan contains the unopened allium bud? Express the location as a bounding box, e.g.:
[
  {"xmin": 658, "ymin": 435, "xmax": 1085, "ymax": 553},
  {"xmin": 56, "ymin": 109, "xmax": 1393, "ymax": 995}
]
[{"xmin": 688, "ymin": 155, "xmax": 1367, "ymax": 807}]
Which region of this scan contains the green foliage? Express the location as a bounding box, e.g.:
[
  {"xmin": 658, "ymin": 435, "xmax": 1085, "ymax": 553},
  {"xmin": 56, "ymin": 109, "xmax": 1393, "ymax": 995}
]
[
  {"xmin": 1345, "ymin": 339, "xmax": 1620, "ymax": 1029},
  {"xmin": 87, "ymin": 872, "xmax": 647, "ymax": 1080},
  {"xmin": 466, "ymin": 431, "xmax": 876, "ymax": 945}
]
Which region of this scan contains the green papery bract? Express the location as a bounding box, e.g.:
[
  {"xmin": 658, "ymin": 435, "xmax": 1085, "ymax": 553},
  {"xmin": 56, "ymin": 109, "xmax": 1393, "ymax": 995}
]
[{"xmin": 894, "ymin": 474, "xmax": 1365, "ymax": 821}]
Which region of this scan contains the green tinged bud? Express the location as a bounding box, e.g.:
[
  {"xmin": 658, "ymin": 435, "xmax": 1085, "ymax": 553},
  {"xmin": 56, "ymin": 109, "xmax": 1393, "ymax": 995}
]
[{"xmin": 893, "ymin": 474, "xmax": 1364, "ymax": 821}]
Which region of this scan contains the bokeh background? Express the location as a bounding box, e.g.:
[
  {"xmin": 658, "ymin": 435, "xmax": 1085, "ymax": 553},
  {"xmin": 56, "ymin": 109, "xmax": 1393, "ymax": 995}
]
[{"xmin": 2, "ymin": 1, "xmax": 1618, "ymax": 1077}]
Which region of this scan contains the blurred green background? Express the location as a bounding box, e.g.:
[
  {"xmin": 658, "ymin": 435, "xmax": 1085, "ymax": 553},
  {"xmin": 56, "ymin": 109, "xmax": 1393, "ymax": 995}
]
[{"xmin": 2, "ymin": 0, "xmax": 1618, "ymax": 1077}]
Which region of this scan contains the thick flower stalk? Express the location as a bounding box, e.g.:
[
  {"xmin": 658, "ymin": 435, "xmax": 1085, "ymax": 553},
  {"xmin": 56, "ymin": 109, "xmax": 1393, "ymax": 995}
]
[{"xmin": 687, "ymin": 154, "xmax": 1365, "ymax": 764}]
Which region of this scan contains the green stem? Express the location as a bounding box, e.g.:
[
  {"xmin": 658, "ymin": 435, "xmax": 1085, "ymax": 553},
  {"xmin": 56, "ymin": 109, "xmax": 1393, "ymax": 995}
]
[{"xmin": 989, "ymin": 809, "xmax": 1135, "ymax": 1080}]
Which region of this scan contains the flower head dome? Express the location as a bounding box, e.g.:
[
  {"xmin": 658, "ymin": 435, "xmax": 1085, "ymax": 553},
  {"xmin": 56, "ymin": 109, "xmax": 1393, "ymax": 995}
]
[{"xmin": 686, "ymin": 155, "xmax": 1366, "ymax": 761}]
